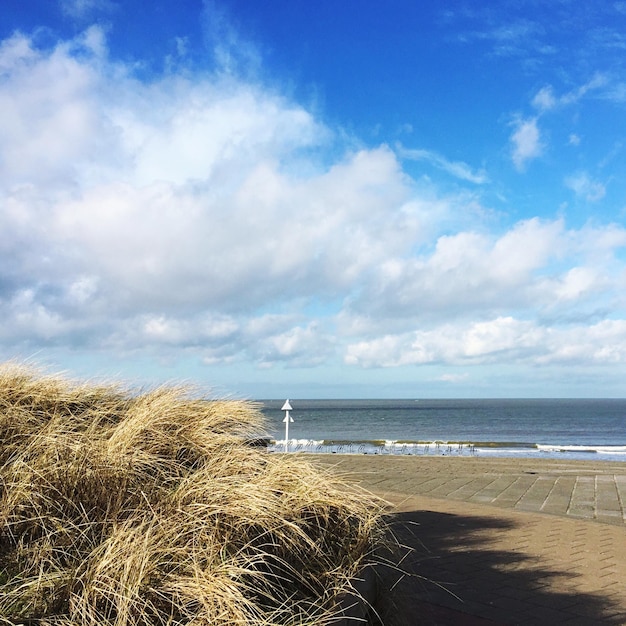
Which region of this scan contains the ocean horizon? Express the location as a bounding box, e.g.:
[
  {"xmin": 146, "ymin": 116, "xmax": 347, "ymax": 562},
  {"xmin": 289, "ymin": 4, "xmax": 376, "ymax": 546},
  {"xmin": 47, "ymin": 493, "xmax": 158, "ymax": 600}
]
[{"xmin": 258, "ymin": 398, "xmax": 626, "ymax": 462}]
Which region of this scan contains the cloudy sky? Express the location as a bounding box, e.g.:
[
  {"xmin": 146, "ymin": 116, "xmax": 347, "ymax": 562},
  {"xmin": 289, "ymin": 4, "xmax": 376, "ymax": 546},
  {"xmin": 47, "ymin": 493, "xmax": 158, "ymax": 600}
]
[{"xmin": 2, "ymin": 0, "xmax": 626, "ymax": 398}]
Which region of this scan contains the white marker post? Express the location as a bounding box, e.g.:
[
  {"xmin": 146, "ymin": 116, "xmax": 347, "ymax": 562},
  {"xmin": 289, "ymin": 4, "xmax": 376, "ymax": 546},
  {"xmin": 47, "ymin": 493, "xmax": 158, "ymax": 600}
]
[{"xmin": 281, "ymin": 399, "xmax": 293, "ymax": 453}]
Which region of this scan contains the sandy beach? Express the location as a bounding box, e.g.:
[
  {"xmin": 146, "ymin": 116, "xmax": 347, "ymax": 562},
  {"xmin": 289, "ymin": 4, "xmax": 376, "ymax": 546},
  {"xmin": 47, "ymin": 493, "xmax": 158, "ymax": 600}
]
[{"xmin": 308, "ymin": 454, "xmax": 626, "ymax": 625}]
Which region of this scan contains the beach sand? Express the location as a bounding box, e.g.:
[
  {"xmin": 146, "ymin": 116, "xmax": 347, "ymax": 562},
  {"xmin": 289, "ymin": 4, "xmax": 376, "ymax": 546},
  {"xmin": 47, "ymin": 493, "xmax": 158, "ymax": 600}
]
[{"xmin": 307, "ymin": 454, "xmax": 626, "ymax": 625}]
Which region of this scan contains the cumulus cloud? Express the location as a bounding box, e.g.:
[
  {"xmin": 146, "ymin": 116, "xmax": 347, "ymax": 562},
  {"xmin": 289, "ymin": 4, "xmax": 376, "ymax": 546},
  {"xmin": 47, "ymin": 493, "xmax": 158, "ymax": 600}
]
[
  {"xmin": 0, "ymin": 27, "xmax": 417, "ymax": 361},
  {"xmin": 337, "ymin": 217, "xmax": 626, "ymax": 370},
  {"xmin": 340, "ymin": 218, "xmax": 574, "ymax": 330},
  {"xmin": 345, "ymin": 318, "xmax": 626, "ymax": 368},
  {"xmin": 2, "ymin": 25, "xmax": 626, "ymax": 385}
]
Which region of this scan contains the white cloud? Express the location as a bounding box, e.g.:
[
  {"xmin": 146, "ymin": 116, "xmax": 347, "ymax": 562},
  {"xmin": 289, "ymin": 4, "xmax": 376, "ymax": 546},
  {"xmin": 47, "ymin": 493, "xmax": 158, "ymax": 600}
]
[
  {"xmin": 532, "ymin": 86, "xmax": 556, "ymax": 112},
  {"xmin": 397, "ymin": 145, "xmax": 488, "ymax": 184},
  {"xmin": 4, "ymin": 290, "xmax": 68, "ymax": 341},
  {"xmin": 337, "ymin": 217, "xmax": 626, "ymax": 361},
  {"xmin": 0, "ymin": 28, "xmax": 421, "ymax": 361},
  {"xmin": 59, "ymin": 0, "xmax": 116, "ymax": 20},
  {"xmin": 341, "ymin": 218, "xmax": 573, "ymax": 329},
  {"xmin": 551, "ymin": 267, "xmax": 602, "ymax": 302},
  {"xmin": 560, "ymin": 73, "xmax": 608, "ymax": 106},
  {"xmin": 532, "ymin": 75, "xmax": 607, "ymax": 113},
  {"xmin": 140, "ymin": 313, "xmax": 238, "ymax": 346},
  {"xmin": 514, "ymin": 76, "xmax": 608, "ymax": 174},
  {"xmin": 345, "ymin": 317, "xmax": 626, "ymax": 368},
  {"xmin": 254, "ymin": 322, "xmax": 334, "ymax": 367},
  {"xmin": 201, "ymin": 0, "xmax": 261, "ymax": 74},
  {"xmin": 2, "ymin": 25, "xmax": 626, "ymax": 387},
  {"xmin": 510, "ymin": 117, "xmax": 543, "ymax": 170},
  {"xmin": 537, "ymin": 320, "xmax": 626, "ymax": 365},
  {"xmin": 344, "ymin": 317, "xmax": 542, "ymax": 368},
  {"xmin": 565, "ymin": 171, "xmax": 606, "ymax": 202},
  {"xmin": 458, "ymin": 17, "xmax": 545, "ymax": 58}
]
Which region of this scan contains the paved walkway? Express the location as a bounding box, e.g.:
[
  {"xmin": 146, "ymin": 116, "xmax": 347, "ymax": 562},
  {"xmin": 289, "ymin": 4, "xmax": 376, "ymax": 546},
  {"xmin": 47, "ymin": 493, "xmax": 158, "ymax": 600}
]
[
  {"xmin": 310, "ymin": 455, "xmax": 626, "ymax": 625},
  {"xmin": 329, "ymin": 455, "xmax": 626, "ymax": 525}
]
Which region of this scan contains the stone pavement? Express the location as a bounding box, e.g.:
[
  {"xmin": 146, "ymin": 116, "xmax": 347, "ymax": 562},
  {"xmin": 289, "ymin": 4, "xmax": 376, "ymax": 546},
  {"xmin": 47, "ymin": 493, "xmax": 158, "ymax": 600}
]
[{"xmin": 310, "ymin": 455, "xmax": 626, "ymax": 625}]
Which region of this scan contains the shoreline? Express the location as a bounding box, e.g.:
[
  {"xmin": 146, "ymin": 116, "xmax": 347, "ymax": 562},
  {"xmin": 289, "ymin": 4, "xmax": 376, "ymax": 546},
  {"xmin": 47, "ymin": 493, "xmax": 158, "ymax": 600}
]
[
  {"xmin": 269, "ymin": 443, "xmax": 626, "ymax": 463},
  {"xmin": 306, "ymin": 453, "xmax": 626, "ymax": 467}
]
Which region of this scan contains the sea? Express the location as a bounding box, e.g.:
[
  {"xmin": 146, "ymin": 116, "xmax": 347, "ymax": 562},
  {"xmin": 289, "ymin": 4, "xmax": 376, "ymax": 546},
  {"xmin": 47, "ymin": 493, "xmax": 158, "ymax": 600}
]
[{"xmin": 258, "ymin": 399, "xmax": 626, "ymax": 462}]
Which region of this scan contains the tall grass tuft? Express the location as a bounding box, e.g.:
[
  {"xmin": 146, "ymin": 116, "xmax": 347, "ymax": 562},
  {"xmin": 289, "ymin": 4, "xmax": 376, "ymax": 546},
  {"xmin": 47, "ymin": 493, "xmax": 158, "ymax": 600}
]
[{"xmin": 0, "ymin": 363, "xmax": 384, "ymax": 625}]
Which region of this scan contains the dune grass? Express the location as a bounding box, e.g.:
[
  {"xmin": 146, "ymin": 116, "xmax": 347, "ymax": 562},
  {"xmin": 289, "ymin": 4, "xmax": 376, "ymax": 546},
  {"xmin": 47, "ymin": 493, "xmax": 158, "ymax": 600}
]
[{"xmin": 0, "ymin": 363, "xmax": 385, "ymax": 625}]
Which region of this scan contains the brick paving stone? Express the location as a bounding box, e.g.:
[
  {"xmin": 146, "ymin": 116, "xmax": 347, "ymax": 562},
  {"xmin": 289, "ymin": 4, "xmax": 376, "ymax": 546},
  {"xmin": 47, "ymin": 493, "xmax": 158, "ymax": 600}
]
[
  {"xmin": 450, "ymin": 476, "xmax": 501, "ymax": 500},
  {"xmin": 470, "ymin": 476, "xmax": 519, "ymax": 504},
  {"xmin": 492, "ymin": 476, "xmax": 538, "ymax": 508},
  {"xmin": 568, "ymin": 476, "xmax": 596, "ymax": 518},
  {"xmin": 308, "ymin": 455, "xmax": 626, "ymax": 625},
  {"xmin": 515, "ymin": 476, "xmax": 556, "ymax": 512},
  {"xmin": 614, "ymin": 474, "xmax": 626, "ymax": 519},
  {"xmin": 597, "ymin": 475, "xmax": 622, "ymax": 512},
  {"xmin": 541, "ymin": 476, "xmax": 576, "ymax": 515},
  {"xmin": 427, "ymin": 476, "xmax": 476, "ymax": 497}
]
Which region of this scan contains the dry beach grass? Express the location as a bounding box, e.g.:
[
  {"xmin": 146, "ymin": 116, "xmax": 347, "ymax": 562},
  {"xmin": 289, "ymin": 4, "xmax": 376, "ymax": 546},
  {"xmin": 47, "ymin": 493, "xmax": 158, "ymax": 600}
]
[{"xmin": 0, "ymin": 364, "xmax": 384, "ymax": 625}]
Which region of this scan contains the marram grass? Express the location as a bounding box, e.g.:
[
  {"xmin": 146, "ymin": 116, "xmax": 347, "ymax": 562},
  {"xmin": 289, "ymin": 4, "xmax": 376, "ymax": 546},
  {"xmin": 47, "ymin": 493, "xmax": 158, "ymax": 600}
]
[{"xmin": 0, "ymin": 363, "xmax": 385, "ymax": 625}]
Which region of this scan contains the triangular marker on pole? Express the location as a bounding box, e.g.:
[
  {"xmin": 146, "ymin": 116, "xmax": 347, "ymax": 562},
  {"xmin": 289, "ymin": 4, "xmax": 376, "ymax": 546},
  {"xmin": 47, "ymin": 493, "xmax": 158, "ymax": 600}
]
[{"xmin": 282, "ymin": 399, "xmax": 294, "ymax": 452}]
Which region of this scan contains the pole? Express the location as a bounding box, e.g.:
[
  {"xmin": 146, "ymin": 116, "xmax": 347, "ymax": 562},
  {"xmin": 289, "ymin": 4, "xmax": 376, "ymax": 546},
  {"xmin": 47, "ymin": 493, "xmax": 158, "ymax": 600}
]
[{"xmin": 281, "ymin": 399, "xmax": 293, "ymax": 453}]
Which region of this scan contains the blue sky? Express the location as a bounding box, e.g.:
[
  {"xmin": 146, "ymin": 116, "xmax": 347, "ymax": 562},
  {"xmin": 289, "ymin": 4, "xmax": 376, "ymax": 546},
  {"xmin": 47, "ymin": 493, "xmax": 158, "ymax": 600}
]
[{"xmin": 2, "ymin": 0, "xmax": 626, "ymax": 397}]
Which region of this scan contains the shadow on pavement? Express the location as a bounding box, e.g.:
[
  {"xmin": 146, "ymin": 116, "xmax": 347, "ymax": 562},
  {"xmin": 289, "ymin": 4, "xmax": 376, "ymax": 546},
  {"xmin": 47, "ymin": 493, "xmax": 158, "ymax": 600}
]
[{"xmin": 368, "ymin": 508, "xmax": 626, "ymax": 626}]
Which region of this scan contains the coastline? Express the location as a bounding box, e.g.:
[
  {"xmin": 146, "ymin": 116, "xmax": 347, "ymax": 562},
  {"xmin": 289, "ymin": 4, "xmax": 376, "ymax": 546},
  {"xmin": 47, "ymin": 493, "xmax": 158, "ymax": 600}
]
[
  {"xmin": 269, "ymin": 440, "xmax": 626, "ymax": 461},
  {"xmin": 309, "ymin": 454, "xmax": 626, "ymax": 624}
]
